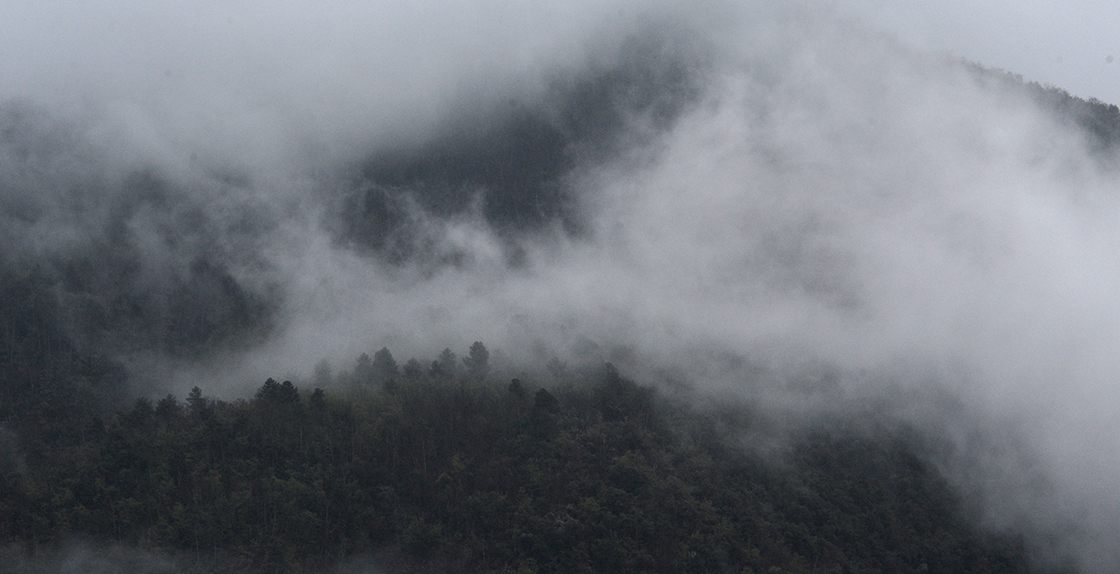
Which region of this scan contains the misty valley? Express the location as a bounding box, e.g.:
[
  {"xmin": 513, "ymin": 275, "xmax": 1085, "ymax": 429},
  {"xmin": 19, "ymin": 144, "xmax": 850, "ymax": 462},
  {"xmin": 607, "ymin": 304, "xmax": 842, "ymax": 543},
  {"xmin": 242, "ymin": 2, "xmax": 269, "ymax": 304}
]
[{"xmin": 5, "ymin": 2, "xmax": 1120, "ymax": 573}]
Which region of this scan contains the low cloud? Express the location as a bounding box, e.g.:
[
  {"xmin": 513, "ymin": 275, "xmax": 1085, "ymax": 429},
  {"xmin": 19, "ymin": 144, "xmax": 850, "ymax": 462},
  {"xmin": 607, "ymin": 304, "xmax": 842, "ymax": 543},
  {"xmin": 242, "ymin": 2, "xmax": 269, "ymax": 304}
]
[{"xmin": 2, "ymin": 0, "xmax": 1120, "ymax": 570}]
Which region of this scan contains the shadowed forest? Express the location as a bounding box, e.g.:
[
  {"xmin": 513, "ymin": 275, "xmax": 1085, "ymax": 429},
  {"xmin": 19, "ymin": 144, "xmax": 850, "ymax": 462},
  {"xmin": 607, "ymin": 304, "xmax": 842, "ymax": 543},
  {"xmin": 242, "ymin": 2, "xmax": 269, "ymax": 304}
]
[{"xmin": 0, "ymin": 342, "xmax": 1051, "ymax": 574}]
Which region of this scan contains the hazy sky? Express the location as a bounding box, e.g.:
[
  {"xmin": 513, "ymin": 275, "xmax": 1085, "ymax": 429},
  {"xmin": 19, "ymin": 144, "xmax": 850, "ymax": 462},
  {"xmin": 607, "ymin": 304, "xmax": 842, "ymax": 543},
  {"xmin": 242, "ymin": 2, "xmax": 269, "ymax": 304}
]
[
  {"xmin": 850, "ymin": 0, "xmax": 1120, "ymax": 103},
  {"xmin": 2, "ymin": 0, "xmax": 1118, "ymax": 105}
]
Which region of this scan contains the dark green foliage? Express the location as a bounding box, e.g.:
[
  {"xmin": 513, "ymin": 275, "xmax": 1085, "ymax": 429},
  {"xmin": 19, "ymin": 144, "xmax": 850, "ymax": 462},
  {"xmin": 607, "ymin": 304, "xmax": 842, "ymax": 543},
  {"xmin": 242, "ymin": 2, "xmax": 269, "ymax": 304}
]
[
  {"xmin": 186, "ymin": 386, "xmax": 208, "ymax": 418},
  {"xmin": 255, "ymin": 378, "xmax": 299, "ymax": 405},
  {"xmin": 533, "ymin": 388, "xmax": 559, "ymax": 414},
  {"xmin": 595, "ymin": 362, "xmax": 656, "ymax": 423},
  {"xmin": 354, "ymin": 353, "xmax": 373, "ymax": 384},
  {"xmin": 0, "ymin": 267, "xmax": 130, "ymax": 462},
  {"xmin": 154, "ymin": 395, "xmax": 183, "ymax": 423},
  {"xmin": 508, "ymin": 378, "xmax": 525, "ymax": 399},
  {"xmin": 0, "ymin": 369, "xmax": 1047, "ymax": 574},
  {"xmin": 373, "ymin": 347, "xmax": 399, "ymax": 381},
  {"xmin": 309, "ymin": 388, "xmax": 326, "ymax": 410},
  {"xmin": 403, "ymin": 358, "xmax": 424, "ymax": 380},
  {"xmin": 462, "ymin": 342, "xmax": 489, "ymax": 379},
  {"xmin": 430, "ymin": 348, "xmax": 458, "ymax": 379}
]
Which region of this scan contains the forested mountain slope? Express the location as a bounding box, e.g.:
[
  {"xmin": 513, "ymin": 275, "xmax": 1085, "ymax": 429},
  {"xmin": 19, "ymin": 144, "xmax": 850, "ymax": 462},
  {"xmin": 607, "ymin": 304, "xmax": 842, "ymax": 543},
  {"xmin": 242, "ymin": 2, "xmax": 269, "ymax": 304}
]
[
  {"xmin": 0, "ymin": 357, "xmax": 1054, "ymax": 574},
  {"xmin": 2, "ymin": 24, "xmax": 1118, "ymax": 574}
]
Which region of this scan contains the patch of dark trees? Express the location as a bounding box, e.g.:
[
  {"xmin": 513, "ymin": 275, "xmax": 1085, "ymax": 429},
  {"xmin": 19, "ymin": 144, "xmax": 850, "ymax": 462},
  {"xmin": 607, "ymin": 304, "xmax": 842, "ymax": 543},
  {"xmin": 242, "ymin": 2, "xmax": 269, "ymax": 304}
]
[
  {"xmin": 965, "ymin": 62, "xmax": 1120, "ymax": 160},
  {"xmin": 0, "ymin": 342, "xmax": 1066, "ymax": 574}
]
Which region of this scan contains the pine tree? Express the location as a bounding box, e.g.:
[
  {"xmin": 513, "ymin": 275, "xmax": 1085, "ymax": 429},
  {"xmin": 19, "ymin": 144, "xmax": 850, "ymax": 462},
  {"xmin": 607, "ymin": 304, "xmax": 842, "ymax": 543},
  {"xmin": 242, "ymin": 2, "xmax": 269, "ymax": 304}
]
[{"xmin": 462, "ymin": 341, "xmax": 490, "ymax": 379}]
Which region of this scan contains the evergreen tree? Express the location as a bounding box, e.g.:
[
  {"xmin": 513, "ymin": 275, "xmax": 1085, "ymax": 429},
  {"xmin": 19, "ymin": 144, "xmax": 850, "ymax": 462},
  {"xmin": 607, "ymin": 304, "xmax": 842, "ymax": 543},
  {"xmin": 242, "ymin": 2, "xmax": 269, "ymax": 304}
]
[
  {"xmin": 372, "ymin": 347, "xmax": 399, "ymax": 381},
  {"xmin": 403, "ymin": 358, "xmax": 424, "ymax": 379},
  {"xmin": 355, "ymin": 352, "xmax": 374, "ymax": 384},
  {"xmin": 154, "ymin": 394, "xmax": 182, "ymax": 423},
  {"xmin": 431, "ymin": 347, "xmax": 458, "ymax": 379},
  {"xmin": 508, "ymin": 378, "xmax": 525, "ymax": 399},
  {"xmin": 186, "ymin": 386, "xmax": 209, "ymax": 418},
  {"xmin": 462, "ymin": 341, "xmax": 490, "ymax": 379}
]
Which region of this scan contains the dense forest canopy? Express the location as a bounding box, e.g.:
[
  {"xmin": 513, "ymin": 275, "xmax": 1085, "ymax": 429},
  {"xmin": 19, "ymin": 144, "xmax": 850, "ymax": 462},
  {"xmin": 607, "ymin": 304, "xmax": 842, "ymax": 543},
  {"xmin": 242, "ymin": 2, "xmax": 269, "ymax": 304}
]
[{"xmin": 0, "ymin": 344, "xmax": 1063, "ymax": 573}]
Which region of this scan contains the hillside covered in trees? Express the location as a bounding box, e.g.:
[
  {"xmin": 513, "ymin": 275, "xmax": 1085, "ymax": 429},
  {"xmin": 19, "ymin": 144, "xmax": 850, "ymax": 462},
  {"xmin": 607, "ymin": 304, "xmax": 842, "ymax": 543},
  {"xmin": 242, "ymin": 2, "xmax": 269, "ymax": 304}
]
[
  {"xmin": 0, "ymin": 342, "xmax": 1063, "ymax": 573},
  {"xmin": 964, "ymin": 62, "xmax": 1120, "ymax": 160},
  {"xmin": 3, "ymin": 16, "xmax": 1119, "ymax": 573}
]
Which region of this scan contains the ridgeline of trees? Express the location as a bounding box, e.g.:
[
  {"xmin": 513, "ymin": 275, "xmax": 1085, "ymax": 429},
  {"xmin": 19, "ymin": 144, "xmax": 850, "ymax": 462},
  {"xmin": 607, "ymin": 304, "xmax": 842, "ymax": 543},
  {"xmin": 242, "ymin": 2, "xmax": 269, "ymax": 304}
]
[
  {"xmin": 964, "ymin": 61, "xmax": 1120, "ymax": 158},
  {"xmin": 0, "ymin": 342, "xmax": 1057, "ymax": 574}
]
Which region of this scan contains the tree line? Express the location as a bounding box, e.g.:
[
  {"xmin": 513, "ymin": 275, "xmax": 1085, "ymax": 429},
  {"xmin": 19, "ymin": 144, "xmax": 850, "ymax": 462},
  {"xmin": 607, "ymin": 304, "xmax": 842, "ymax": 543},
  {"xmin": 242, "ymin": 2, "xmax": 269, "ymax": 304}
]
[{"xmin": 0, "ymin": 343, "xmax": 1059, "ymax": 574}]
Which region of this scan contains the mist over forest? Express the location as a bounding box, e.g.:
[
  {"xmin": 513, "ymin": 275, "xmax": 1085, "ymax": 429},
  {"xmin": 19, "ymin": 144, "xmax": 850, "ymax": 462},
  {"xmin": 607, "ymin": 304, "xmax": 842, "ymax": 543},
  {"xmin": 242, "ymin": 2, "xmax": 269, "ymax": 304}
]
[{"xmin": 4, "ymin": 1, "xmax": 1120, "ymax": 572}]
